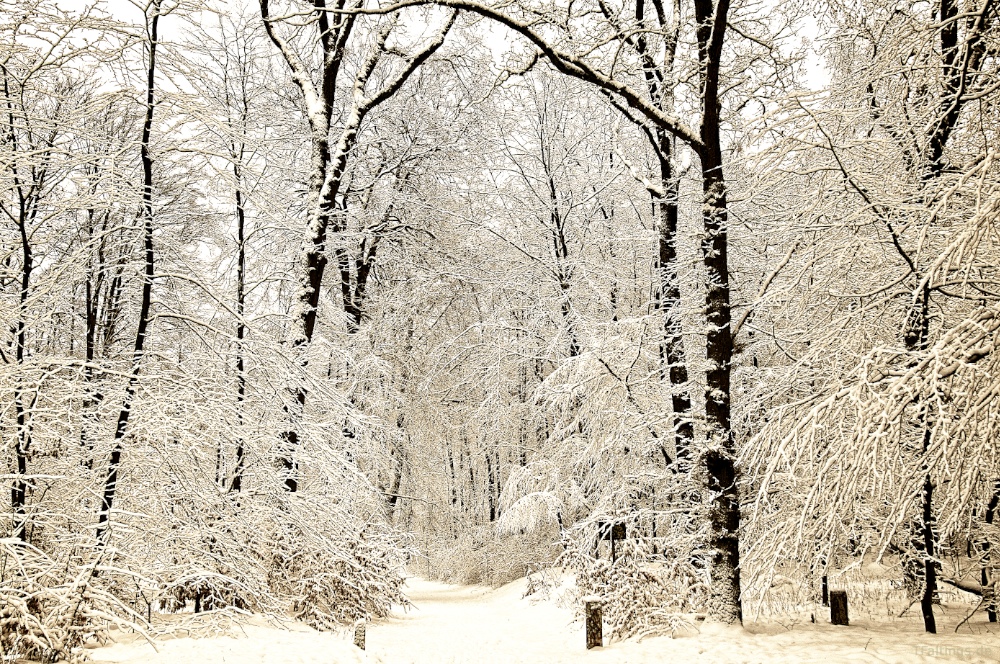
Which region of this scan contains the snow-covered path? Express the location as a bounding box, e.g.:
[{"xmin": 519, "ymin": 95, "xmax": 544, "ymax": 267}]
[
  {"xmin": 366, "ymin": 577, "xmax": 585, "ymax": 663},
  {"xmin": 90, "ymin": 576, "xmax": 1000, "ymax": 663}
]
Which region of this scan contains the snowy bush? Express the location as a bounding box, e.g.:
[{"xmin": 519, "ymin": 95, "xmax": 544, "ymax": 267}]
[
  {"xmin": 0, "ymin": 539, "xmax": 143, "ymax": 663},
  {"xmin": 557, "ymin": 524, "xmax": 708, "ymax": 640},
  {"xmin": 269, "ymin": 520, "xmax": 409, "ymax": 629}
]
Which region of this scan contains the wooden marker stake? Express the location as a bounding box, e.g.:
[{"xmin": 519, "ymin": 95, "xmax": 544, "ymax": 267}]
[
  {"xmin": 830, "ymin": 590, "xmax": 849, "ymax": 626},
  {"xmin": 585, "ymin": 599, "xmax": 602, "ymax": 649}
]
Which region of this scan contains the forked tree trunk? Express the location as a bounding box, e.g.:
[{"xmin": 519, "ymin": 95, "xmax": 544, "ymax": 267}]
[
  {"xmin": 260, "ymin": 1, "xmax": 453, "ymax": 491},
  {"xmin": 2, "ymin": 60, "xmax": 58, "ymax": 542}
]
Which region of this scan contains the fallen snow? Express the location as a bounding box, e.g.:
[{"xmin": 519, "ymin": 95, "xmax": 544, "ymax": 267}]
[
  {"xmin": 89, "ymin": 616, "xmax": 375, "ymax": 664},
  {"xmin": 90, "ymin": 576, "xmax": 1000, "ymax": 663}
]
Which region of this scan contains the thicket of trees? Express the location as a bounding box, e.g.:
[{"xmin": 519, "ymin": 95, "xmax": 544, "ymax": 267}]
[{"xmin": 1, "ymin": 0, "xmax": 997, "ymax": 658}]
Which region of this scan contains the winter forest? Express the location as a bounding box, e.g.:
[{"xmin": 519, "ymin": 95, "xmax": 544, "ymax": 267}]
[{"xmin": 1, "ymin": 0, "xmax": 999, "ymax": 661}]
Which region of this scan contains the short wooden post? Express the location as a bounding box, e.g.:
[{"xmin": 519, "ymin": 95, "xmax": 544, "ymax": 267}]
[
  {"xmin": 821, "ymin": 575, "xmax": 828, "ymax": 606},
  {"xmin": 986, "ymin": 567, "xmax": 997, "ymax": 623},
  {"xmin": 353, "ymin": 621, "xmax": 366, "ymax": 650},
  {"xmin": 830, "ymin": 590, "xmax": 848, "ymax": 625},
  {"xmin": 585, "ymin": 598, "xmax": 602, "ymax": 649}
]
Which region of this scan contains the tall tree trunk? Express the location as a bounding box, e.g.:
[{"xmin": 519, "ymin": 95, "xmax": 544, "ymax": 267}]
[
  {"xmin": 3, "ymin": 63, "xmax": 52, "ymax": 543},
  {"xmin": 984, "ymin": 481, "xmax": 999, "ymax": 622},
  {"xmin": 901, "ymin": 0, "xmax": 992, "ymax": 628},
  {"xmin": 95, "ymin": 2, "xmax": 160, "ymax": 545},
  {"xmin": 628, "ymin": 0, "xmax": 693, "ymax": 467},
  {"xmin": 904, "ymin": 285, "xmax": 937, "ymax": 633},
  {"xmin": 542, "ymin": 154, "xmax": 578, "ymax": 358},
  {"xmin": 694, "ymin": 0, "xmax": 741, "ymax": 623},
  {"xmin": 81, "ymin": 202, "xmax": 105, "ymax": 472},
  {"xmin": 11, "ymin": 201, "xmax": 32, "ymax": 542},
  {"xmin": 654, "ymin": 129, "xmax": 694, "ymax": 467},
  {"xmin": 891, "ymin": 0, "xmax": 988, "ymax": 623},
  {"xmin": 485, "ymin": 450, "xmax": 495, "ymax": 522},
  {"xmin": 230, "ymin": 165, "xmax": 247, "ymax": 493}
]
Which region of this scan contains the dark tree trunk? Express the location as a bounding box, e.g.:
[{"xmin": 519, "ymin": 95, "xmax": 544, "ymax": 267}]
[
  {"xmin": 694, "ymin": 0, "xmax": 741, "ymax": 623},
  {"xmin": 386, "ymin": 441, "xmax": 404, "ymax": 513},
  {"xmin": 11, "ymin": 201, "xmax": 33, "ymax": 543},
  {"xmin": 902, "ymin": 0, "xmax": 993, "ymax": 627},
  {"xmin": 654, "ymin": 129, "xmax": 693, "ymax": 466},
  {"xmin": 919, "ymin": 469, "xmax": 937, "ymax": 633},
  {"xmin": 486, "ymin": 449, "xmax": 498, "ymax": 522},
  {"xmin": 985, "ymin": 480, "xmax": 999, "ymax": 622},
  {"xmin": 447, "ymin": 443, "xmax": 457, "ymax": 508},
  {"xmin": 2, "ymin": 64, "xmax": 42, "ymax": 543},
  {"xmin": 543, "ymin": 160, "xmax": 578, "ymax": 358},
  {"xmin": 903, "ymin": 285, "xmax": 937, "ymax": 633},
  {"xmin": 80, "ymin": 198, "xmax": 107, "ymax": 472},
  {"xmin": 884, "ymin": 0, "xmax": 990, "ymax": 630},
  {"xmin": 95, "ymin": 2, "xmax": 160, "ymax": 545},
  {"xmin": 4, "ymin": 51, "xmax": 66, "ymax": 543},
  {"xmin": 260, "ymin": 0, "xmax": 351, "ymax": 492},
  {"xmin": 231, "ymin": 162, "xmax": 247, "ymax": 493}
]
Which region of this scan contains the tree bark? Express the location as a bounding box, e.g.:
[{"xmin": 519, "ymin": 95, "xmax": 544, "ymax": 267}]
[
  {"xmin": 653, "ymin": 129, "xmax": 693, "ymax": 466},
  {"xmin": 984, "ymin": 480, "xmax": 999, "ymax": 621},
  {"xmin": 694, "ymin": 0, "xmax": 741, "ymax": 623},
  {"xmin": 231, "ymin": 159, "xmax": 247, "ymax": 493}
]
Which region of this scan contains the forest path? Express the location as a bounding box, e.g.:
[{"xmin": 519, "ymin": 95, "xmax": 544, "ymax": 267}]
[{"xmin": 366, "ymin": 577, "xmax": 586, "ymax": 663}]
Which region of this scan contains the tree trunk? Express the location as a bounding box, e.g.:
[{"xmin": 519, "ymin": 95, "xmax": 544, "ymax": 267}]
[
  {"xmin": 985, "ymin": 480, "xmax": 999, "ymax": 622},
  {"xmin": 11, "ymin": 198, "xmax": 33, "ymax": 543},
  {"xmin": 919, "ymin": 470, "xmax": 937, "ymax": 633},
  {"xmin": 486, "ymin": 449, "xmax": 497, "ymax": 522},
  {"xmin": 902, "ymin": 284, "xmax": 937, "ymax": 633},
  {"xmin": 694, "ymin": 0, "xmax": 741, "ymax": 623},
  {"xmin": 80, "ymin": 195, "xmax": 108, "ymax": 472},
  {"xmin": 95, "ymin": 2, "xmax": 159, "ymax": 545},
  {"xmin": 654, "ymin": 129, "xmax": 694, "ymax": 466},
  {"xmin": 231, "ymin": 161, "xmax": 247, "ymax": 493}
]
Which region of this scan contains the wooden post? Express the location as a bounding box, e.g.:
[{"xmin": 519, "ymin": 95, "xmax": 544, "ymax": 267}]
[
  {"xmin": 821, "ymin": 575, "xmax": 828, "ymax": 606},
  {"xmin": 354, "ymin": 621, "xmax": 366, "ymax": 650},
  {"xmin": 830, "ymin": 590, "xmax": 848, "ymax": 625},
  {"xmin": 986, "ymin": 567, "xmax": 997, "ymax": 623},
  {"xmin": 585, "ymin": 598, "xmax": 602, "ymax": 649}
]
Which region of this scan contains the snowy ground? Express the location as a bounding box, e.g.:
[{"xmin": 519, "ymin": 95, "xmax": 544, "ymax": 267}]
[{"xmin": 90, "ymin": 577, "xmax": 1000, "ymax": 663}]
